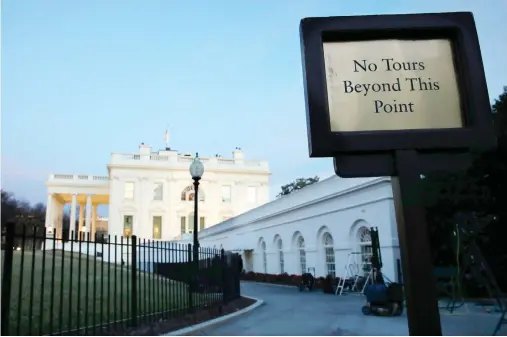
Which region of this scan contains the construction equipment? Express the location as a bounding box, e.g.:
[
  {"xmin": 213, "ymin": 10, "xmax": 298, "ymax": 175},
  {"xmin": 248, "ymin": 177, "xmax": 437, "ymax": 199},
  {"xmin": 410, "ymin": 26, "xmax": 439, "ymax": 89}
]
[
  {"xmin": 454, "ymin": 213, "xmax": 506, "ymax": 336},
  {"xmin": 361, "ymin": 227, "xmax": 404, "ymax": 316}
]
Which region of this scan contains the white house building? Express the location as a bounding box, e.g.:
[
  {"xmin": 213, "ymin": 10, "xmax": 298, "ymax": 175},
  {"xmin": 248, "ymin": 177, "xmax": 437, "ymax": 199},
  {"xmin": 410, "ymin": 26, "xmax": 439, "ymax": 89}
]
[
  {"xmin": 45, "ymin": 142, "xmax": 402, "ymax": 282},
  {"xmin": 44, "ymin": 144, "xmax": 271, "ymax": 241},
  {"xmin": 177, "ymin": 175, "xmax": 401, "ymax": 282}
]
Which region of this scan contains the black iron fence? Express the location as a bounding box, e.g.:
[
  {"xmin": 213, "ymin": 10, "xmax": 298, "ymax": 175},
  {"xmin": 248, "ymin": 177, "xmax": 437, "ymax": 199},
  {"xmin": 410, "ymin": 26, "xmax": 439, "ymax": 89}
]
[{"xmin": 1, "ymin": 222, "xmax": 241, "ymax": 336}]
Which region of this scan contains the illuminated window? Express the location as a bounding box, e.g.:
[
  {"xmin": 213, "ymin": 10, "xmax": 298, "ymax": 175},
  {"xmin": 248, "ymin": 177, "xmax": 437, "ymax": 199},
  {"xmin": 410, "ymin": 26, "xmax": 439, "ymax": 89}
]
[
  {"xmin": 123, "ymin": 215, "xmax": 133, "ymax": 237},
  {"xmin": 152, "ymin": 216, "xmax": 162, "ymax": 239},
  {"xmin": 180, "ymin": 217, "xmax": 186, "ymax": 234},
  {"xmin": 181, "ymin": 185, "xmax": 205, "ymax": 201}
]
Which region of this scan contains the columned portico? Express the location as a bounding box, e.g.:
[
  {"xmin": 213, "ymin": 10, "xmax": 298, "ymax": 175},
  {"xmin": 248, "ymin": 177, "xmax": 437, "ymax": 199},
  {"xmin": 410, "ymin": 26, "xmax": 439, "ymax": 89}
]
[{"xmin": 45, "ymin": 174, "xmax": 110, "ymax": 242}]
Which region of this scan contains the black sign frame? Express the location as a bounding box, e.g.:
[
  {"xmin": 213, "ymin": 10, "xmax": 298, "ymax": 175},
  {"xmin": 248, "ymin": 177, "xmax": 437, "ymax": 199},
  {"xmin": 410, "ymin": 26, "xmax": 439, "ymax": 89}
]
[{"xmin": 300, "ymin": 12, "xmax": 495, "ymax": 158}]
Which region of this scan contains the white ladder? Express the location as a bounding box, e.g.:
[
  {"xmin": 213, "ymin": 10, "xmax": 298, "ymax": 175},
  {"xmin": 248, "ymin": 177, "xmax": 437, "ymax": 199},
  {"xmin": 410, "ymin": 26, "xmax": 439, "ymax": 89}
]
[{"xmin": 335, "ymin": 252, "xmax": 361, "ymax": 296}]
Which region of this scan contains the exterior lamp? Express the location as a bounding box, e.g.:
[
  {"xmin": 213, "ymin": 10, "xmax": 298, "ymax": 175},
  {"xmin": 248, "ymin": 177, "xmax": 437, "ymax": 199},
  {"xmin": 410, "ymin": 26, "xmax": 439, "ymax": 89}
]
[
  {"xmin": 189, "ymin": 152, "xmax": 205, "ymax": 180},
  {"xmin": 189, "ymin": 152, "xmax": 204, "ymax": 299}
]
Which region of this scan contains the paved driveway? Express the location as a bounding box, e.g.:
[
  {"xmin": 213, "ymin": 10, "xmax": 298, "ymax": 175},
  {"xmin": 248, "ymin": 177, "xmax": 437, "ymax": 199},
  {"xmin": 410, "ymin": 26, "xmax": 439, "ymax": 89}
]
[{"xmin": 195, "ymin": 282, "xmax": 506, "ymax": 336}]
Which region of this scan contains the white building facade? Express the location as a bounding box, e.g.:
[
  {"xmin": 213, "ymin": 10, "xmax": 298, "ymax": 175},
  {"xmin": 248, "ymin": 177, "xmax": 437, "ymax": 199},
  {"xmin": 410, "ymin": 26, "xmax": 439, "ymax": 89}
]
[
  {"xmin": 45, "ymin": 144, "xmax": 271, "ymax": 241},
  {"xmin": 178, "ymin": 175, "xmax": 401, "ymax": 282}
]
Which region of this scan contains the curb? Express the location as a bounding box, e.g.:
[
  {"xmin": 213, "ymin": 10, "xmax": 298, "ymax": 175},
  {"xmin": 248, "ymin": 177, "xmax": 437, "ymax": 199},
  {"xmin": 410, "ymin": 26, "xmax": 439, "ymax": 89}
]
[
  {"xmin": 242, "ymin": 281, "xmax": 296, "ymax": 289},
  {"xmin": 242, "ymin": 281, "xmax": 327, "ymax": 293},
  {"xmin": 161, "ymin": 295, "xmax": 264, "ymax": 336}
]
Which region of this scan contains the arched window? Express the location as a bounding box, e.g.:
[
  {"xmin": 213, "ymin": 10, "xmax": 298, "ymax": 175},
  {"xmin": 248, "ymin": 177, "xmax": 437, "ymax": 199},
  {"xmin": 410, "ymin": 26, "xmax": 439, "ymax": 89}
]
[
  {"xmin": 261, "ymin": 240, "xmax": 267, "ymax": 273},
  {"xmin": 297, "ymin": 235, "xmax": 306, "ymax": 274},
  {"xmin": 180, "ymin": 185, "xmax": 205, "ymax": 202},
  {"xmin": 277, "ymin": 238, "xmax": 284, "ymax": 274},
  {"xmin": 358, "ymin": 227, "xmax": 373, "ymax": 276},
  {"xmin": 323, "ymin": 232, "xmax": 335, "ymax": 277}
]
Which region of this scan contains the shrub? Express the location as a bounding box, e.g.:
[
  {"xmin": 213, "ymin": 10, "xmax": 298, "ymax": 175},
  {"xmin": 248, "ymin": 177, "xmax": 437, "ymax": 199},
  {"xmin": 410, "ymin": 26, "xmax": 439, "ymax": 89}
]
[
  {"xmin": 241, "ymin": 272, "xmax": 335, "ymax": 292},
  {"xmin": 322, "ymin": 275, "xmax": 335, "ymax": 294}
]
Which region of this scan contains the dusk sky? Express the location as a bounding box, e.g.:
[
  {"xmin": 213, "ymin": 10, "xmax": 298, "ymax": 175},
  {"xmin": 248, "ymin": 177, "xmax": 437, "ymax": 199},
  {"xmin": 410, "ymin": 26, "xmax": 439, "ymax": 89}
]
[{"xmin": 2, "ymin": 0, "xmax": 507, "ymax": 209}]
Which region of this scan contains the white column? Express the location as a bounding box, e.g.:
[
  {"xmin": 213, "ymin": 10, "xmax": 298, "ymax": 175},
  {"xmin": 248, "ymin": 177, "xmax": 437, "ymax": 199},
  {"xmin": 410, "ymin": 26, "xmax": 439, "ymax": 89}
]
[
  {"xmin": 58, "ymin": 202, "xmax": 65, "ymax": 240},
  {"xmin": 45, "ymin": 193, "xmax": 53, "ymax": 229},
  {"xmin": 69, "ymin": 194, "xmax": 77, "ymax": 240},
  {"xmin": 92, "ymin": 205, "xmax": 97, "ymax": 240},
  {"xmin": 85, "ymin": 195, "xmax": 92, "ymax": 235},
  {"xmin": 78, "ymin": 204, "xmax": 84, "ymax": 228},
  {"xmin": 78, "ymin": 204, "xmax": 85, "ymax": 240}
]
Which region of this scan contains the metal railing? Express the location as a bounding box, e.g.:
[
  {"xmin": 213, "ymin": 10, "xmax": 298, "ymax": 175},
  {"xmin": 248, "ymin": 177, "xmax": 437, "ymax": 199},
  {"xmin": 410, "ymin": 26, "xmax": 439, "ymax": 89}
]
[{"xmin": 1, "ymin": 222, "xmax": 240, "ymax": 336}]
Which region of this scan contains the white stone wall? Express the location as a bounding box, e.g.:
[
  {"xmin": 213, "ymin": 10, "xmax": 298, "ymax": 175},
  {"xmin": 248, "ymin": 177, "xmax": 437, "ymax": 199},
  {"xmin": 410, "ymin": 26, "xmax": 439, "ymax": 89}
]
[
  {"xmin": 46, "ymin": 146, "xmax": 270, "ymax": 241},
  {"xmin": 108, "ymin": 148, "xmax": 270, "ymax": 240},
  {"xmin": 182, "ymin": 176, "xmax": 401, "ymax": 282}
]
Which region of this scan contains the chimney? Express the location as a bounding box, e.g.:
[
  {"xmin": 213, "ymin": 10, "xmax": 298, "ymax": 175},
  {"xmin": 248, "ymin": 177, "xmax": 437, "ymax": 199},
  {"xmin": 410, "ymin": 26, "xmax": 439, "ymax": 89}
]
[
  {"xmin": 139, "ymin": 143, "xmax": 151, "ymax": 155},
  {"xmin": 233, "ymin": 147, "xmax": 244, "ymax": 164}
]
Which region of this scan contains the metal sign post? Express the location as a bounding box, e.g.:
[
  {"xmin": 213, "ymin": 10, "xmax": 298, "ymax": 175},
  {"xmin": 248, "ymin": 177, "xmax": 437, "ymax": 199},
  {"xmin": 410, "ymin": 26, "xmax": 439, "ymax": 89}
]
[{"xmin": 300, "ymin": 12, "xmax": 496, "ymax": 335}]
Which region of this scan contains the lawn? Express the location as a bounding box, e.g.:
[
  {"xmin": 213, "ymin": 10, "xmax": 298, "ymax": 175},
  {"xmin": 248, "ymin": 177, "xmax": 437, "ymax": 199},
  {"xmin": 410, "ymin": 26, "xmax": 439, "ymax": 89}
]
[{"xmin": 2, "ymin": 250, "xmax": 222, "ymax": 336}]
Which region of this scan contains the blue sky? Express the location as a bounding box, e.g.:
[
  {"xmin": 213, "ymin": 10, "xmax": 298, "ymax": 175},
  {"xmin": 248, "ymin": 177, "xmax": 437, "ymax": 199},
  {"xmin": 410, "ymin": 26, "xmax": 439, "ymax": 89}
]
[{"xmin": 2, "ymin": 0, "xmax": 507, "ymax": 207}]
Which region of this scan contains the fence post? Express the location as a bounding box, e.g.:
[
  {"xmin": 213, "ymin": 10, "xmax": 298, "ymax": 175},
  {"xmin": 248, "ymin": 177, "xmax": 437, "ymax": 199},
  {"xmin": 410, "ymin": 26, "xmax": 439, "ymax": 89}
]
[
  {"xmin": 235, "ymin": 254, "xmax": 241, "ymax": 299},
  {"xmin": 221, "ymin": 249, "xmax": 227, "ymax": 305},
  {"xmin": 1, "ymin": 222, "xmax": 15, "ymax": 336},
  {"xmin": 131, "ymin": 235, "xmax": 137, "ymax": 328},
  {"xmin": 187, "ymin": 244, "xmax": 194, "ymax": 313}
]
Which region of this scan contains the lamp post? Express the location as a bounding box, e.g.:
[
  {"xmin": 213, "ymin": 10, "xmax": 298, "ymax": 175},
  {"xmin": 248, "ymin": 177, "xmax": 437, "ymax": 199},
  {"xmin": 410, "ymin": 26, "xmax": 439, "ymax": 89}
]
[{"xmin": 189, "ymin": 153, "xmax": 204, "ymax": 270}]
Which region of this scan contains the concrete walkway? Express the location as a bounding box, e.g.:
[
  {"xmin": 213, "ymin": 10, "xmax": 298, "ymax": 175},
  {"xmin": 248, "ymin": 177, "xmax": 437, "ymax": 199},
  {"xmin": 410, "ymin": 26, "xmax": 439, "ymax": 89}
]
[{"xmin": 195, "ymin": 282, "xmax": 506, "ymax": 336}]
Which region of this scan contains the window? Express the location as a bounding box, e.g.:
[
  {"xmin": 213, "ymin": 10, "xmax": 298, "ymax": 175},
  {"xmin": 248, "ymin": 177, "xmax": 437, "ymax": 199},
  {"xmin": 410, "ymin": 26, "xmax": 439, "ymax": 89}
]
[
  {"xmin": 153, "ymin": 183, "xmax": 163, "ymax": 201},
  {"xmin": 199, "ymin": 217, "xmax": 205, "ymax": 231},
  {"xmin": 277, "ymin": 237, "xmax": 284, "ymax": 274},
  {"xmin": 297, "ymin": 235, "xmax": 306, "ymax": 274},
  {"xmin": 123, "ymin": 215, "xmax": 133, "ymax": 237},
  {"xmin": 221, "ymin": 185, "xmax": 231, "ymax": 203},
  {"xmin": 188, "ymin": 213, "xmax": 194, "ymax": 232},
  {"xmin": 180, "ymin": 217, "xmax": 186, "ymax": 234},
  {"xmin": 124, "ymin": 182, "xmax": 134, "ymax": 199},
  {"xmin": 261, "ymin": 240, "xmax": 267, "ymax": 273},
  {"xmin": 152, "ymin": 216, "xmax": 162, "ymax": 239},
  {"xmin": 323, "ymin": 232, "xmax": 336, "ymax": 277},
  {"xmin": 247, "ymin": 186, "xmax": 257, "ymax": 203},
  {"xmin": 181, "ymin": 185, "xmax": 205, "ymax": 201},
  {"xmin": 359, "ymin": 227, "xmax": 373, "ymax": 276}
]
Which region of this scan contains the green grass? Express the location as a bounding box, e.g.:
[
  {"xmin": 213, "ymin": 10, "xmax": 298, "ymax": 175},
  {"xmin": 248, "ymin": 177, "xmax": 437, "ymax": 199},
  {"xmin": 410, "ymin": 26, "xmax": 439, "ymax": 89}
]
[{"xmin": 2, "ymin": 250, "xmax": 222, "ymax": 336}]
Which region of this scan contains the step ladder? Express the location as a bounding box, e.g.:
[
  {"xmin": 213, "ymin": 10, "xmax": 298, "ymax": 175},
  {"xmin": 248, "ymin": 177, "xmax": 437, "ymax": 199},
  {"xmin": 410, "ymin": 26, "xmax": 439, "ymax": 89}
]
[
  {"xmin": 465, "ymin": 243, "xmax": 506, "ymax": 336},
  {"xmin": 336, "ymin": 252, "xmax": 362, "ymax": 296},
  {"xmin": 454, "ymin": 214, "xmax": 506, "ymax": 336}
]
